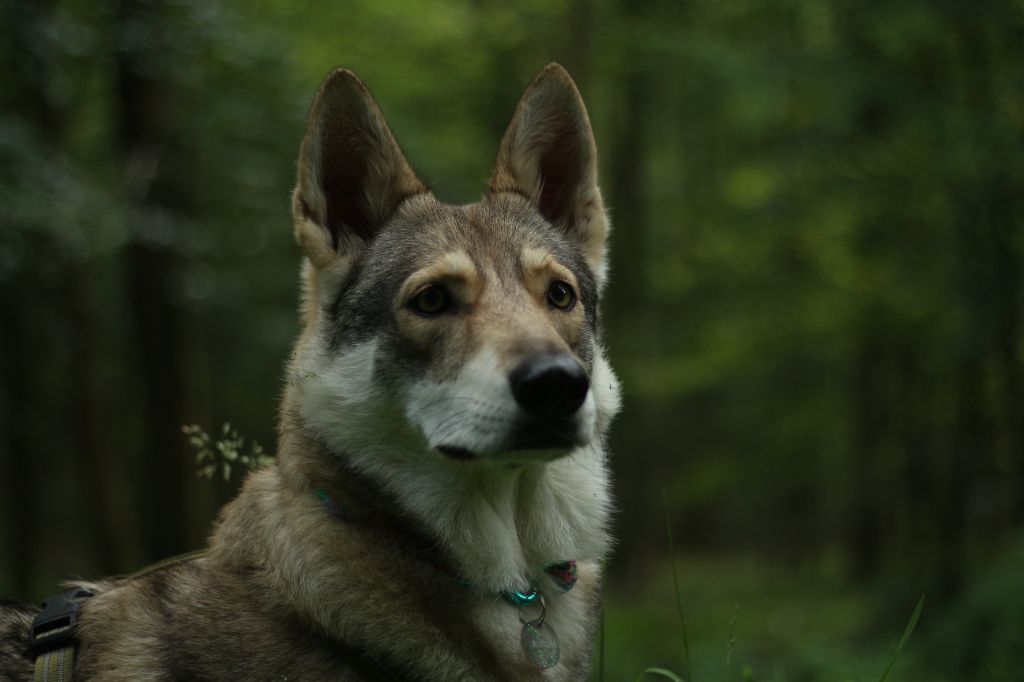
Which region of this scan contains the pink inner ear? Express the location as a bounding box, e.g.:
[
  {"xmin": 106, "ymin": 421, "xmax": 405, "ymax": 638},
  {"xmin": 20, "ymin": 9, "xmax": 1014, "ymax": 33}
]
[
  {"xmin": 536, "ymin": 122, "xmax": 585, "ymax": 229},
  {"xmin": 320, "ymin": 125, "xmax": 375, "ymax": 247},
  {"xmin": 323, "ymin": 144, "xmax": 372, "ymax": 245},
  {"xmin": 301, "ymin": 71, "xmax": 427, "ymax": 253}
]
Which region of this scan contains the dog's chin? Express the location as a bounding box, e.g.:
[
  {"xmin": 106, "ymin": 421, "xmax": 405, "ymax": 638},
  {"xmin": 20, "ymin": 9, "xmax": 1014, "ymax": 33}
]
[{"xmin": 436, "ymin": 436, "xmax": 579, "ymax": 465}]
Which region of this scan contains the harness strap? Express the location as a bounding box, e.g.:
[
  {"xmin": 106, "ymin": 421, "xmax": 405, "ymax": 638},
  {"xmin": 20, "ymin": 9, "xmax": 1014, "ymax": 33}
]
[
  {"xmin": 30, "ymin": 588, "xmax": 92, "ymax": 682},
  {"xmin": 33, "ymin": 646, "xmax": 76, "ymax": 682}
]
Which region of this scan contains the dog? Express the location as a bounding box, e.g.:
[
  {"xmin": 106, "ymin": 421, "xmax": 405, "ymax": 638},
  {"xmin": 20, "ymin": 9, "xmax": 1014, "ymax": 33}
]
[{"xmin": 0, "ymin": 62, "xmax": 621, "ymax": 681}]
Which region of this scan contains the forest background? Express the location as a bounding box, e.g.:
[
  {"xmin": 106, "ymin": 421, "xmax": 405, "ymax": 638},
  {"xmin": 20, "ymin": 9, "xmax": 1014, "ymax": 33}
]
[{"xmin": 2, "ymin": 0, "xmax": 1022, "ymax": 679}]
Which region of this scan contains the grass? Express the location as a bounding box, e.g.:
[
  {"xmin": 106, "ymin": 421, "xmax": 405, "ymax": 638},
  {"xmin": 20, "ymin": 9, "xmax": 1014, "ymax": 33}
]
[
  {"xmin": 635, "ymin": 668, "xmax": 685, "ymax": 681},
  {"xmin": 877, "ymin": 595, "xmax": 925, "ymax": 682},
  {"xmin": 661, "ymin": 489, "xmax": 692, "ymax": 682},
  {"xmin": 590, "ymin": 490, "xmax": 929, "ymax": 681},
  {"xmin": 595, "ymin": 552, "xmax": 927, "ymax": 682},
  {"xmin": 593, "ymin": 532, "xmax": 1024, "ymax": 679}
]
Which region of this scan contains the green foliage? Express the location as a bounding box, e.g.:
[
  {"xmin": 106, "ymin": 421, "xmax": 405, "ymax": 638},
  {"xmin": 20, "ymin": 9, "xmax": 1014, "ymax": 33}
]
[
  {"xmin": 921, "ymin": 542, "xmax": 1024, "ymax": 679},
  {"xmin": 726, "ymin": 603, "xmax": 740, "ymax": 675},
  {"xmin": 0, "ymin": 0, "xmax": 1021, "ymax": 678},
  {"xmin": 618, "ymin": 502, "xmax": 923, "ymax": 682},
  {"xmin": 877, "ymin": 595, "xmax": 924, "ymax": 682},
  {"xmin": 635, "ymin": 668, "xmax": 684, "ymax": 682},
  {"xmin": 603, "ymin": 556, "xmax": 929, "ymax": 682},
  {"xmin": 663, "ymin": 489, "xmax": 692, "ymax": 681}
]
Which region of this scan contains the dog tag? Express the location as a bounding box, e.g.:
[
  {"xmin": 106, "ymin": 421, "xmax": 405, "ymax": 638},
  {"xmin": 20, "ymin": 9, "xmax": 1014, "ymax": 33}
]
[{"xmin": 521, "ymin": 618, "xmax": 560, "ymax": 669}]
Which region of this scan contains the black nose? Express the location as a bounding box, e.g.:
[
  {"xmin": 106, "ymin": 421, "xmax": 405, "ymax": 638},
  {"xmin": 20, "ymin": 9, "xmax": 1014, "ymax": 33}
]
[{"xmin": 509, "ymin": 354, "xmax": 589, "ymax": 419}]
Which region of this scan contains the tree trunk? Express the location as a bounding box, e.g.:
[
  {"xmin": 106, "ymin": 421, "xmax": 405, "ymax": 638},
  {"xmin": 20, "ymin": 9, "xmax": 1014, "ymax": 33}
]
[
  {"xmin": 0, "ymin": 290, "xmax": 37, "ymax": 597},
  {"xmin": 847, "ymin": 329, "xmax": 884, "ymax": 581},
  {"xmin": 605, "ymin": 0, "xmax": 656, "ymax": 578},
  {"xmin": 0, "ymin": 0, "xmax": 126, "ymax": 587},
  {"xmin": 114, "ymin": 0, "xmax": 191, "ymax": 561},
  {"xmin": 64, "ymin": 264, "xmax": 124, "ymax": 574}
]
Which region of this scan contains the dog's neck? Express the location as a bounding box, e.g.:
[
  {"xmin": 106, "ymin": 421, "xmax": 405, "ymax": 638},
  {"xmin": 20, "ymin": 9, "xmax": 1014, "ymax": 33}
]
[{"xmin": 276, "ymin": 411, "xmax": 612, "ymax": 595}]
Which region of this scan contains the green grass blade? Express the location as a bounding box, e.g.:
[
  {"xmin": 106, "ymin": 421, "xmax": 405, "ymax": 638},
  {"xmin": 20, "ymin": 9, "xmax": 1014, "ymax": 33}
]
[
  {"xmin": 877, "ymin": 594, "xmax": 925, "ymax": 682},
  {"xmin": 726, "ymin": 601, "xmax": 739, "ymax": 673},
  {"xmin": 598, "ymin": 566, "xmax": 606, "ymax": 682},
  {"xmin": 634, "ymin": 667, "xmax": 685, "ymax": 682},
  {"xmin": 661, "ymin": 488, "xmax": 692, "ymax": 682}
]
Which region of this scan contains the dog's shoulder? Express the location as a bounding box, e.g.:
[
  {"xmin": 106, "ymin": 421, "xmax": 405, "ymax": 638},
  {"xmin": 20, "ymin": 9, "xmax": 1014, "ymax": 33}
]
[
  {"xmin": 70, "ymin": 550, "xmax": 376, "ymax": 680},
  {"xmin": 0, "ymin": 599, "xmax": 37, "ymax": 682}
]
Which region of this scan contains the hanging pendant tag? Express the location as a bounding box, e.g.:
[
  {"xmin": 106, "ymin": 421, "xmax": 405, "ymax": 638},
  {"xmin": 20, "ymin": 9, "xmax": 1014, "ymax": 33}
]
[
  {"xmin": 518, "ymin": 595, "xmax": 560, "ymax": 669},
  {"xmin": 521, "ymin": 619, "xmax": 560, "ymax": 668}
]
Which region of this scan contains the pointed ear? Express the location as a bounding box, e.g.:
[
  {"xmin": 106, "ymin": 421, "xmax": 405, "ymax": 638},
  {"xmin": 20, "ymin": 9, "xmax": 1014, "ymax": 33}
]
[
  {"xmin": 488, "ymin": 63, "xmax": 609, "ymax": 279},
  {"xmin": 292, "ymin": 69, "xmax": 427, "ymax": 269}
]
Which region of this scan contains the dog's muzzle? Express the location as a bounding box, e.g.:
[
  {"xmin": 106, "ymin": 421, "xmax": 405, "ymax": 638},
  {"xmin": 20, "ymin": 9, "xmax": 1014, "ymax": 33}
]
[{"xmin": 435, "ymin": 353, "xmax": 591, "ymax": 462}]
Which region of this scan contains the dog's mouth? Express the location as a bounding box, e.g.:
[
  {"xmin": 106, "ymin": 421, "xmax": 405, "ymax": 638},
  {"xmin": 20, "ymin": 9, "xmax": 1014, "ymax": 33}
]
[
  {"xmin": 436, "ymin": 422, "xmax": 581, "ymax": 463},
  {"xmin": 436, "ymin": 444, "xmax": 477, "ymax": 461}
]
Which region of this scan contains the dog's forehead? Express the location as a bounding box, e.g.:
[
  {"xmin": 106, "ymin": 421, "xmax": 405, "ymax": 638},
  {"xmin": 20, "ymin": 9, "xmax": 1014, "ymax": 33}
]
[{"xmin": 375, "ymin": 193, "xmax": 574, "ymax": 274}]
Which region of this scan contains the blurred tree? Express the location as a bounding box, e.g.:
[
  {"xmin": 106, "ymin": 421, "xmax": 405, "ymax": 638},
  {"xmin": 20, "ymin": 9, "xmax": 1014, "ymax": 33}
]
[
  {"xmin": 113, "ymin": 0, "xmax": 193, "ymax": 560},
  {"xmin": 1, "ymin": 0, "xmax": 1022, "ymax": 675}
]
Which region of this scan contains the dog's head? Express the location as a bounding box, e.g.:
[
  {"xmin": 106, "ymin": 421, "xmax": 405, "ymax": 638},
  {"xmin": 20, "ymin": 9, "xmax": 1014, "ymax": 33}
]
[{"xmin": 288, "ymin": 65, "xmax": 620, "ymax": 469}]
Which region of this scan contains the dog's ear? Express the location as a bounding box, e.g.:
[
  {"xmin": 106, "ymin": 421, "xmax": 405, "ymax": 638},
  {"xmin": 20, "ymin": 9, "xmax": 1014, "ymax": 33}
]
[
  {"xmin": 488, "ymin": 63, "xmax": 609, "ymax": 279},
  {"xmin": 293, "ymin": 69, "xmax": 426, "ymax": 269}
]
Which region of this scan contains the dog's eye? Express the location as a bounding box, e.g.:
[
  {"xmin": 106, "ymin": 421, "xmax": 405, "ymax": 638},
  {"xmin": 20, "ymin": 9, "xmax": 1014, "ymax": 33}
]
[
  {"xmin": 547, "ymin": 281, "xmax": 576, "ymax": 310},
  {"xmin": 409, "ymin": 285, "xmax": 451, "ymax": 316}
]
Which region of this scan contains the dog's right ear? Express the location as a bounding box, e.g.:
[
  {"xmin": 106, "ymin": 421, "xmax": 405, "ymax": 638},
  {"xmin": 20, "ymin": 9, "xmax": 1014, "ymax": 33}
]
[{"xmin": 292, "ymin": 69, "xmax": 426, "ymax": 269}]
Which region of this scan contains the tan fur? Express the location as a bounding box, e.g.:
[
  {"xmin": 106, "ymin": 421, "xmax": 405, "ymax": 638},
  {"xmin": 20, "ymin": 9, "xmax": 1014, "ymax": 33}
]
[
  {"xmin": 519, "ymin": 246, "xmax": 586, "ymax": 349},
  {"xmin": 488, "ymin": 65, "xmax": 610, "ymax": 283},
  {"xmin": 293, "ymin": 68, "xmax": 427, "ymax": 271},
  {"xmin": 396, "ymin": 250, "xmax": 485, "ymax": 368},
  {"xmin": 0, "ymin": 63, "xmax": 617, "ymax": 681}
]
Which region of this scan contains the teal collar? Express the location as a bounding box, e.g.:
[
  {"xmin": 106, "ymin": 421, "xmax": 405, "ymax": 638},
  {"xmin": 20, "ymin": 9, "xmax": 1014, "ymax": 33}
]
[{"xmin": 316, "ymin": 485, "xmax": 571, "ymax": 669}]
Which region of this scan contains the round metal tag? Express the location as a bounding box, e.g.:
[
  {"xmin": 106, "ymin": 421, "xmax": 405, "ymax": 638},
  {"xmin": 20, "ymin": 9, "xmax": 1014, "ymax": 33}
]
[{"xmin": 521, "ymin": 619, "xmax": 560, "ymax": 669}]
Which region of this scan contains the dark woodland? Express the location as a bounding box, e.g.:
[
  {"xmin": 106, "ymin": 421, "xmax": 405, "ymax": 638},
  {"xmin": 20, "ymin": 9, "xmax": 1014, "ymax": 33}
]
[{"xmin": 1, "ymin": 0, "xmax": 1022, "ymax": 679}]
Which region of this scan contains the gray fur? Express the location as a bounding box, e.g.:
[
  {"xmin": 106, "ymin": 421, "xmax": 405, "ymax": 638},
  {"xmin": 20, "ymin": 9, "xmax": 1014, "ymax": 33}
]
[
  {"xmin": 0, "ymin": 63, "xmax": 618, "ymax": 681},
  {"xmin": 0, "ymin": 602, "xmax": 35, "ymax": 681}
]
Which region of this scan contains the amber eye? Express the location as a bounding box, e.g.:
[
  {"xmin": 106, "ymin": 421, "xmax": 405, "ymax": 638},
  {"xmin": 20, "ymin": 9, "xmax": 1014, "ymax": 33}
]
[
  {"xmin": 409, "ymin": 285, "xmax": 451, "ymax": 316},
  {"xmin": 547, "ymin": 281, "xmax": 576, "ymax": 310}
]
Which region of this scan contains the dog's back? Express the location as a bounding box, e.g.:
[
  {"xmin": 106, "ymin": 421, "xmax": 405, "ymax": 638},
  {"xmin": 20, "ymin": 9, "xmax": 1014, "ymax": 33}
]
[{"xmin": 0, "ymin": 601, "xmax": 35, "ymax": 680}]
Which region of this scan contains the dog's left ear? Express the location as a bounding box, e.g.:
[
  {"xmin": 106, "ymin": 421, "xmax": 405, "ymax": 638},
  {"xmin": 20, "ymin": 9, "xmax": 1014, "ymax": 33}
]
[{"xmin": 488, "ymin": 63, "xmax": 609, "ymax": 280}]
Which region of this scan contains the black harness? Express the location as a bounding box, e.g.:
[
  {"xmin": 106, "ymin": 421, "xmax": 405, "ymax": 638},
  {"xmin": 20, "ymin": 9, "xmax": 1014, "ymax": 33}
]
[{"xmin": 29, "ymin": 588, "xmax": 92, "ymax": 682}]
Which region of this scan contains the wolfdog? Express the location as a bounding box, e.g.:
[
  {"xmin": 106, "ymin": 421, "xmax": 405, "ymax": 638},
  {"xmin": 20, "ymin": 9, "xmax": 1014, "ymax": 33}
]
[{"xmin": 0, "ymin": 63, "xmax": 620, "ymax": 680}]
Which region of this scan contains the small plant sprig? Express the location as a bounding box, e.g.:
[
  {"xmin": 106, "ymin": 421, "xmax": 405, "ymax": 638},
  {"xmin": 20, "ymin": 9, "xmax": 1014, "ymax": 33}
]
[
  {"xmin": 182, "ymin": 422, "xmax": 273, "ymax": 481},
  {"xmin": 726, "ymin": 602, "xmax": 739, "ymax": 674},
  {"xmin": 661, "ymin": 488, "xmax": 692, "ymax": 682}
]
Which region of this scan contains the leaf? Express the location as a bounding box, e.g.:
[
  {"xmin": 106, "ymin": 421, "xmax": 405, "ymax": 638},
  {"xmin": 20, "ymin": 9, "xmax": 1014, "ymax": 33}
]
[
  {"xmin": 877, "ymin": 594, "xmax": 925, "ymax": 682},
  {"xmin": 661, "ymin": 488, "xmax": 691, "ymax": 682},
  {"xmin": 634, "ymin": 667, "xmax": 684, "ymax": 682},
  {"xmin": 726, "ymin": 602, "xmax": 739, "ymax": 673}
]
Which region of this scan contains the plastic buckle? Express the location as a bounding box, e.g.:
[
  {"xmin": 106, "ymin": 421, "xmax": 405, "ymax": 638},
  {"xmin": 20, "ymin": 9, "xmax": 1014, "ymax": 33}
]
[{"xmin": 29, "ymin": 588, "xmax": 92, "ymax": 655}]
